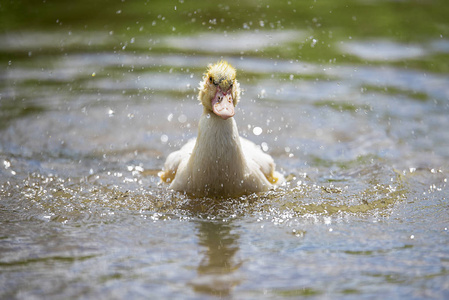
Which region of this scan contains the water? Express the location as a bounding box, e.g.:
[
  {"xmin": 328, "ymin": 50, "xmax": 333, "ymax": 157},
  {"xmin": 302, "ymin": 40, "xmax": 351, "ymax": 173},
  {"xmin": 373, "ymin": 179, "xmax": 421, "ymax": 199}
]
[{"xmin": 1, "ymin": 0, "xmax": 449, "ymax": 298}]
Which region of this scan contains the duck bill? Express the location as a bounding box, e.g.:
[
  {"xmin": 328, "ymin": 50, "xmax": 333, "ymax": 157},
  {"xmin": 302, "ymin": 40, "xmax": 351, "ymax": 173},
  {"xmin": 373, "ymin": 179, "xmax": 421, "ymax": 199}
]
[{"xmin": 211, "ymin": 89, "xmax": 235, "ymax": 120}]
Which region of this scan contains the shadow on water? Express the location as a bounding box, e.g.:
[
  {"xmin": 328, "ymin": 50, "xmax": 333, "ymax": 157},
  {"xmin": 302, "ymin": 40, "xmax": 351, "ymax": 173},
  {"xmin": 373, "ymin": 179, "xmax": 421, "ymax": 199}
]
[
  {"xmin": 157, "ymin": 161, "xmax": 410, "ymax": 296},
  {"xmin": 190, "ymin": 219, "xmax": 242, "ymax": 297}
]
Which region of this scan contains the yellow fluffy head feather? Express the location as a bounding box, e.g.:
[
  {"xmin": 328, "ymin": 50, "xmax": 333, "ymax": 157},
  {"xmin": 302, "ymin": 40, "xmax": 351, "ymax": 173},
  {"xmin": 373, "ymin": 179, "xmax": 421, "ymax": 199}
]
[
  {"xmin": 198, "ymin": 60, "xmax": 240, "ymax": 110},
  {"xmin": 207, "ymin": 60, "xmax": 236, "ymax": 89}
]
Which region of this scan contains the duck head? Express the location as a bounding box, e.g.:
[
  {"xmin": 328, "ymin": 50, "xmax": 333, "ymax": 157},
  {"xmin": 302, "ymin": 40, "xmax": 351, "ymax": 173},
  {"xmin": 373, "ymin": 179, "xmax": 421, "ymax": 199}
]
[{"xmin": 198, "ymin": 61, "xmax": 240, "ymax": 120}]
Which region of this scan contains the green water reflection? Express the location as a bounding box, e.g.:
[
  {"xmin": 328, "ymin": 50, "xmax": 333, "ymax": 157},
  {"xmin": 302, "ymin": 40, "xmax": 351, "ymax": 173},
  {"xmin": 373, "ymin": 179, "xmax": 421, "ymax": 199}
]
[{"xmin": 1, "ymin": 0, "xmax": 449, "ymax": 71}]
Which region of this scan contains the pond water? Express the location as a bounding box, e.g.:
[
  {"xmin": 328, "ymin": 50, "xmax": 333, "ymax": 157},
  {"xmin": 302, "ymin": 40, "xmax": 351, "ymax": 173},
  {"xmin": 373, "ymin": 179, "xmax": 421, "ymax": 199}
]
[{"xmin": 1, "ymin": 0, "xmax": 449, "ymax": 298}]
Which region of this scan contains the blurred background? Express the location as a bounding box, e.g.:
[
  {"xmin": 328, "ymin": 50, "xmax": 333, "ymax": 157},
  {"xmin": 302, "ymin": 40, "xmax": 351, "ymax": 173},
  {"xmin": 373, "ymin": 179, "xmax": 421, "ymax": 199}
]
[{"xmin": 1, "ymin": 0, "xmax": 448, "ymax": 298}]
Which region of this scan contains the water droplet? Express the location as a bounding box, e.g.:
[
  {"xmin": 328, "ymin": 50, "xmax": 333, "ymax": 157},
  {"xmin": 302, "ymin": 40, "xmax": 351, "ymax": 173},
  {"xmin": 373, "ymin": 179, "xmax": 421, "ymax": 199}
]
[
  {"xmin": 261, "ymin": 142, "xmax": 268, "ymax": 152},
  {"xmin": 3, "ymin": 160, "xmax": 11, "ymax": 169},
  {"xmin": 178, "ymin": 114, "xmax": 187, "ymax": 123},
  {"xmin": 108, "ymin": 108, "xmax": 115, "ymax": 117},
  {"xmin": 161, "ymin": 135, "xmax": 168, "ymax": 143},
  {"xmin": 253, "ymin": 126, "xmax": 263, "ymax": 136}
]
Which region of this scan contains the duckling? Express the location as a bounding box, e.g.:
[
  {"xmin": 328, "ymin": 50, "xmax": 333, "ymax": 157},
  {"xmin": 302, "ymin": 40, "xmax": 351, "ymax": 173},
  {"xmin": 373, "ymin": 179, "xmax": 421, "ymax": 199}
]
[{"xmin": 160, "ymin": 61, "xmax": 283, "ymax": 198}]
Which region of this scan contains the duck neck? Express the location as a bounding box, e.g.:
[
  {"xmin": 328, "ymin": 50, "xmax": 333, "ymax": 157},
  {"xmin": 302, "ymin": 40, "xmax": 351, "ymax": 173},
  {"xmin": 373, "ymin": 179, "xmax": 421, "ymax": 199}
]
[
  {"xmin": 195, "ymin": 108, "xmax": 242, "ymax": 157},
  {"xmin": 186, "ymin": 108, "xmax": 246, "ymax": 192}
]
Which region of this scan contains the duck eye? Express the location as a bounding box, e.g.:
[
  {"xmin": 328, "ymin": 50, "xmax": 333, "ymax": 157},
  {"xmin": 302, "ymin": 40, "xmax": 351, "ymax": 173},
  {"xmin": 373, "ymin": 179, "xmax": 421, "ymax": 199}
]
[{"xmin": 209, "ymin": 77, "xmax": 218, "ymax": 86}]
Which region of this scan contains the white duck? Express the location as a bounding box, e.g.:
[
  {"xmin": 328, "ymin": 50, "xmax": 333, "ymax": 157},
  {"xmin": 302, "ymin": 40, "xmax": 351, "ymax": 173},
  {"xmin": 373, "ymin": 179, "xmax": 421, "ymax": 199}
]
[{"xmin": 159, "ymin": 61, "xmax": 283, "ymax": 198}]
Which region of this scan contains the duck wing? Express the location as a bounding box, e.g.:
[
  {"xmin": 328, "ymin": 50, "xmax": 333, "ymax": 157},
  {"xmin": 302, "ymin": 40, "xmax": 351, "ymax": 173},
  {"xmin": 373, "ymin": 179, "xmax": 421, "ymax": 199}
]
[
  {"xmin": 159, "ymin": 138, "xmax": 196, "ymax": 183},
  {"xmin": 240, "ymin": 137, "xmax": 282, "ymax": 184}
]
